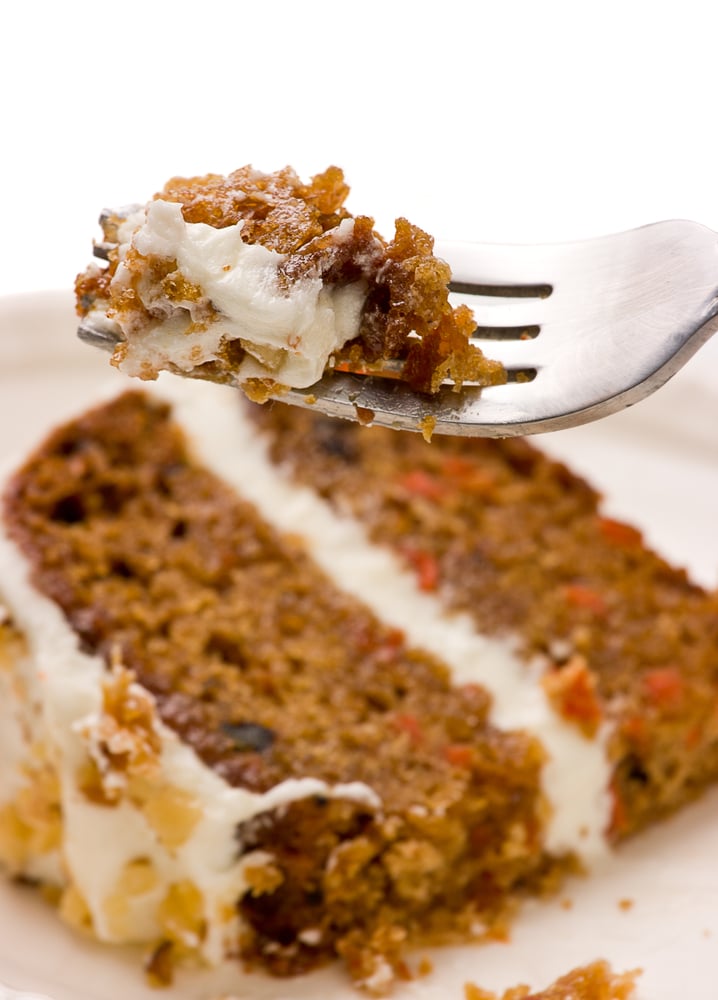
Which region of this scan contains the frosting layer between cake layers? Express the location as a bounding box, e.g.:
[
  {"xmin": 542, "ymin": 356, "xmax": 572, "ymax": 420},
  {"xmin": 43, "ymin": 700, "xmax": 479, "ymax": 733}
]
[{"xmin": 0, "ymin": 376, "xmax": 612, "ymax": 973}]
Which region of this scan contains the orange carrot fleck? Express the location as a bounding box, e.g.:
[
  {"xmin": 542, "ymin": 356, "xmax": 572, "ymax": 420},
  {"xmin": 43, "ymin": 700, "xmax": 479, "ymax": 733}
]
[
  {"xmin": 621, "ymin": 714, "xmax": 648, "ymax": 745},
  {"xmin": 608, "ymin": 781, "xmax": 629, "ymax": 838},
  {"xmin": 397, "ymin": 469, "xmax": 446, "ymax": 502},
  {"xmin": 643, "ymin": 667, "xmax": 684, "ymax": 709},
  {"xmin": 403, "ymin": 546, "xmax": 440, "ymax": 592},
  {"xmin": 444, "ymin": 744, "xmax": 474, "ymax": 768},
  {"xmin": 543, "ymin": 656, "xmax": 603, "ymax": 736},
  {"xmin": 563, "ymin": 583, "xmax": 608, "ymax": 616},
  {"xmin": 392, "ymin": 712, "xmax": 424, "ymax": 746},
  {"xmin": 598, "ymin": 516, "xmax": 643, "ymax": 547}
]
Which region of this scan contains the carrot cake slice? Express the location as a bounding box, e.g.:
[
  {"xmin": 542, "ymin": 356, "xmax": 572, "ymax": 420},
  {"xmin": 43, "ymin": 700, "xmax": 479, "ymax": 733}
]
[
  {"xmin": 74, "ymin": 165, "xmax": 504, "ymax": 401},
  {"xmin": 1, "ymin": 378, "xmax": 717, "ymax": 994}
]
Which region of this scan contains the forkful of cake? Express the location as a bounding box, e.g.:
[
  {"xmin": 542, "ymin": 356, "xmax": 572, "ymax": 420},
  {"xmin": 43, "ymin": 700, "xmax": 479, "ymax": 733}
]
[{"xmin": 76, "ymin": 165, "xmax": 718, "ymax": 438}]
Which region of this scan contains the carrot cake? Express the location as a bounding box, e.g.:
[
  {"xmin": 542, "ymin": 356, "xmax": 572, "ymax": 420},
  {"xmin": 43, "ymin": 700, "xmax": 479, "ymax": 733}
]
[
  {"xmin": 1, "ymin": 377, "xmax": 717, "ymax": 993},
  {"xmin": 74, "ymin": 165, "xmax": 504, "ymax": 401}
]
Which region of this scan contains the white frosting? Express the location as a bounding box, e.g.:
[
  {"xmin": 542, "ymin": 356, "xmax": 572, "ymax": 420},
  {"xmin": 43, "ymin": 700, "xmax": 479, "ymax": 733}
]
[
  {"xmin": 0, "ymin": 516, "xmax": 380, "ymax": 960},
  {"xmin": 108, "ymin": 201, "xmax": 368, "ymax": 388},
  {"xmin": 154, "ymin": 378, "xmax": 613, "ymax": 861}
]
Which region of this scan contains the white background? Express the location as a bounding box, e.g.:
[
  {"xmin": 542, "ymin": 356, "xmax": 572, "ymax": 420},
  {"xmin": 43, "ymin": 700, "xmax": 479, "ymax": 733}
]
[{"xmin": 2, "ymin": 0, "xmax": 718, "ymax": 297}]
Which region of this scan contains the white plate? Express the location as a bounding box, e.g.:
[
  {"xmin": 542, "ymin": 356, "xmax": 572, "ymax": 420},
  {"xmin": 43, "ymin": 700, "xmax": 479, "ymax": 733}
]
[{"xmin": 1, "ymin": 291, "xmax": 718, "ymax": 1000}]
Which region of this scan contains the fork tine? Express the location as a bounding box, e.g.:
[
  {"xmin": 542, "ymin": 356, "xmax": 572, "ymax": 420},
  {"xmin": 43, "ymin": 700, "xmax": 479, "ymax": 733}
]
[
  {"xmin": 445, "ymin": 241, "xmax": 555, "ymax": 332},
  {"xmin": 459, "ymin": 297, "xmax": 551, "ymax": 330},
  {"xmin": 440, "ymin": 239, "xmax": 559, "ymax": 287},
  {"xmin": 77, "ymin": 215, "xmax": 718, "ymax": 438},
  {"xmin": 471, "ymin": 338, "xmax": 546, "ymax": 371},
  {"xmin": 92, "ymin": 242, "xmax": 114, "ymax": 262}
]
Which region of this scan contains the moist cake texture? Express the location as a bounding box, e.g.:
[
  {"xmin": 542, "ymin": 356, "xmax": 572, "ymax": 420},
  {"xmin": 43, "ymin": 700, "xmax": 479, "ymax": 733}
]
[
  {"xmin": 253, "ymin": 402, "xmax": 718, "ymax": 841},
  {"xmin": 75, "ymin": 165, "xmax": 505, "ymax": 399},
  {"xmin": 0, "ymin": 379, "xmax": 717, "ymax": 993},
  {"xmin": 0, "ymin": 385, "xmax": 559, "ymax": 990}
]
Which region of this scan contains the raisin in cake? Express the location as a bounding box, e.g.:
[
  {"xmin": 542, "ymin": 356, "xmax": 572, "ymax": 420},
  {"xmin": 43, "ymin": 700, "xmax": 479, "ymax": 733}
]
[{"xmin": 1, "ymin": 378, "xmax": 717, "ymax": 993}]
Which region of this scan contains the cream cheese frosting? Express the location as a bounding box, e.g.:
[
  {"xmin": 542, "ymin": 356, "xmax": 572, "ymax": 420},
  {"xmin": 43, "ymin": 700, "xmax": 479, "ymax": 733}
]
[{"xmin": 102, "ymin": 201, "xmax": 368, "ymax": 388}]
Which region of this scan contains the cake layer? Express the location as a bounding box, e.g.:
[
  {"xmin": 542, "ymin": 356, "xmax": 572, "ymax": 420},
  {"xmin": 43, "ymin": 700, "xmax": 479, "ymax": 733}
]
[
  {"xmin": 0, "ymin": 535, "xmax": 383, "ymax": 969},
  {"xmin": 252, "ymin": 402, "xmax": 718, "ymax": 839},
  {"xmin": 2, "ymin": 377, "xmax": 716, "ymax": 993},
  {"xmin": 0, "ymin": 381, "xmax": 573, "ymax": 990}
]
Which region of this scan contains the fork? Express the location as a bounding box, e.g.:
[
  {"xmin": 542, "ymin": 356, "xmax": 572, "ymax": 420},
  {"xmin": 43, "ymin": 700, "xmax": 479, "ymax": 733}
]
[{"xmin": 78, "ymin": 218, "xmax": 718, "ymax": 438}]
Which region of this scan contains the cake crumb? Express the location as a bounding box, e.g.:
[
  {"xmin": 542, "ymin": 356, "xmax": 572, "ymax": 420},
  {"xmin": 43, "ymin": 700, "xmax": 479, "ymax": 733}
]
[
  {"xmin": 417, "ymin": 956, "xmax": 434, "ymax": 976},
  {"xmin": 463, "ymin": 960, "xmax": 639, "ymax": 999},
  {"xmin": 355, "ymin": 405, "xmax": 375, "ymax": 426},
  {"xmin": 465, "ymin": 984, "xmax": 496, "ymax": 1000},
  {"xmin": 76, "ymin": 164, "xmax": 506, "ymax": 401},
  {"xmin": 419, "ymin": 413, "xmax": 437, "ymax": 443},
  {"xmin": 144, "ymin": 939, "xmax": 175, "ymax": 987}
]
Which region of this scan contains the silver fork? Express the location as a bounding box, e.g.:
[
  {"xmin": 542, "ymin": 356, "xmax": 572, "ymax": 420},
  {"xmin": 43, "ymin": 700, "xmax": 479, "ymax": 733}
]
[{"xmin": 78, "ymin": 218, "xmax": 718, "ymax": 438}]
